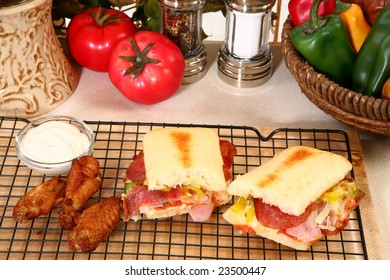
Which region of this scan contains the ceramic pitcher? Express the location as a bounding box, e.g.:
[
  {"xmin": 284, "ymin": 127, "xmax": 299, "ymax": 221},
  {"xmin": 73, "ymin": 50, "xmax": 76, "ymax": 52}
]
[{"xmin": 0, "ymin": 0, "xmax": 79, "ymax": 118}]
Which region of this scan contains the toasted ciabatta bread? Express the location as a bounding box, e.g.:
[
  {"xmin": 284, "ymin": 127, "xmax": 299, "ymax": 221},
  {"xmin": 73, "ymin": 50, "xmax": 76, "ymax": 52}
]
[
  {"xmin": 227, "ymin": 146, "xmax": 352, "ymax": 216},
  {"xmin": 122, "ymin": 127, "xmax": 236, "ymax": 222},
  {"xmin": 223, "ymin": 205, "xmax": 312, "ymax": 250},
  {"xmin": 223, "ymin": 146, "xmax": 364, "ymax": 250},
  {"xmin": 143, "ymin": 127, "xmax": 228, "ymax": 192}
]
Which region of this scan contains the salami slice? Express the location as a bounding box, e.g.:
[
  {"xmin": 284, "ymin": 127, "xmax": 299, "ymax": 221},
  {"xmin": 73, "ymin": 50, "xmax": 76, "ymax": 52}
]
[
  {"xmin": 125, "ymin": 151, "xmax": 146, "ymax": 183},
  {"xmin": 122, "ymin": 185, "xmax": 188, "ymax": 219},
  {"xmin": 219, "ymin": 140, "xmax": 237, "ymax": 182},
  {"xmin": 253, "ymin": 198, "xmax": 322, "ymax": 230}
]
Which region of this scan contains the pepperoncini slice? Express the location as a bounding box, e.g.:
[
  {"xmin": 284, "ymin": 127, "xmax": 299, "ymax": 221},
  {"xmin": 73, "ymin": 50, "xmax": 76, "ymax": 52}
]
[
  {"xmin": 230, "ymin": 197, "xmax": 248, "ymax": 213},
  {"xmin": 321, "ymin": 179, "xmax": 358, "ymax": 204},
  {"xmin": 185, "ymin": 185, "xmax": 206, "ymax": 197},
  {"xmin": 181, "ymin": 185, "xmax": 206, "ymax": 201},
  {"xmin": 230, "ymin": 197, "xmax": 256, "ymax": 223},
  {"xmin": 124, "ymin": 182, "xmax": 138, "ymax": 194},
  {"xmin": 246, "ymin": 199, "xmax": 255, "ymax": 223}
]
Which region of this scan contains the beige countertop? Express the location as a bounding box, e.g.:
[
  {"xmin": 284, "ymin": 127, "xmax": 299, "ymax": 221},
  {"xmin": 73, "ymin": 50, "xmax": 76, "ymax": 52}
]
[{"xmin": 42, "ymin": 42, "xmax": 390, "ymax": 259}]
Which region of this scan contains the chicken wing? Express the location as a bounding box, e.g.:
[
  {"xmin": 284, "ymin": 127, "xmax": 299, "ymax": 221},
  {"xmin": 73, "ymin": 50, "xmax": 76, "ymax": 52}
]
[
  {"xmin": 59, "ymin": 156, "xmax": 102, "ymax": 229},
  {"xmin": 13, "ymin": 176, "xmax": 66, "ymax": 223},
  {"xmin": 68, "ymin": 196, "xmax": 122, "ymax": 252}
]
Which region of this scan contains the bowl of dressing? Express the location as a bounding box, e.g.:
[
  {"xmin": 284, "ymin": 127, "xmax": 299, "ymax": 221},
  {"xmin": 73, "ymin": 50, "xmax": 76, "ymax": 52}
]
[{"xmin": 15, "ymin": 115, "xmax": 94, "ymax": 176}]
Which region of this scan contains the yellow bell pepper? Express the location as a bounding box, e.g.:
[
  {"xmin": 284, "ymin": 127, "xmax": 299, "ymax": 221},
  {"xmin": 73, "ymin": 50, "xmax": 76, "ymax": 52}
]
[{"xmin": 336, "ymin": 1, "xmax": 371, "ymax": 53}]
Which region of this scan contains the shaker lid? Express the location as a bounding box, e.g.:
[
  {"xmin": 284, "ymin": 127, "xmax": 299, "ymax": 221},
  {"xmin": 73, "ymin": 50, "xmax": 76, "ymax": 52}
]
[
  {"xmin": 158, "ymin": 0, "xmax": 205, "ymax": 9},
  {"xmin": 225, "ymin": 0, "xmax": 276, "ymax": 13}
]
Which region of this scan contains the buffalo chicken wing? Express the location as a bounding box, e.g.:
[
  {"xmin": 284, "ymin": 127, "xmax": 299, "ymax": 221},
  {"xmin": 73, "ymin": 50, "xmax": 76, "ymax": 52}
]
[
  {"xmin": 13, "ymin": 176, "xmax": 66, "ymax": 223},
  {"xmin": 68, "ymin": 196, "xmax": 122, "ymax": 252},
  {"xmin": 59, "ymin": 156, "xmax": 102, "ymax": 229}
]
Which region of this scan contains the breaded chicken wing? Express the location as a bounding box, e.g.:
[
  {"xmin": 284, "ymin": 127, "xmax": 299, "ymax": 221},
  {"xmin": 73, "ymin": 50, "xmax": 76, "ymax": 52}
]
[
  {"xmin": 13, "ymin": 176, "xmax": 66, "ymax": 223},
  {"xmin": 68, "ymin": 196, "xmax": 122, "ymax": 252},
  {"xmin": 59, "ymin": 156, "xmax": 102, "ymax": 229}
]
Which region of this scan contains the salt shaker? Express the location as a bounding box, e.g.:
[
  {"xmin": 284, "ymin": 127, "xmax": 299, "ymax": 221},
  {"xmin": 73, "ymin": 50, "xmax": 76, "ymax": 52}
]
[
  {"xmin": 218, "ymin": 0, "xmax": 276, "ymax": 88},
  {"xmin": 158, "ymin": 0, "xmax": 207, "ymax": 84}
]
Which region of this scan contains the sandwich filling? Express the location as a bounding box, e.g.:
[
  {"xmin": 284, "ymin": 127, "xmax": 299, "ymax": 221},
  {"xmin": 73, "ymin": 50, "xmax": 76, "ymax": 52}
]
[
  {"xmin": 225, "ymin": 178, "xmax": 364, "ymax": 244},
  {"xmin": 122, "ymin": 139, "xmax": 236, "ymax": 222},
  {"xmin": 122, "ymin": 183, "xmax": 231, "ymax": 221}
]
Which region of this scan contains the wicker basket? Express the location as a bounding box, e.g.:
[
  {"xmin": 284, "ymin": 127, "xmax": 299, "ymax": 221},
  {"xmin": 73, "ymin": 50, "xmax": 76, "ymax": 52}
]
[{"xmin": 281, "ymin": 16, "xmax": 390, "ymax": 138}]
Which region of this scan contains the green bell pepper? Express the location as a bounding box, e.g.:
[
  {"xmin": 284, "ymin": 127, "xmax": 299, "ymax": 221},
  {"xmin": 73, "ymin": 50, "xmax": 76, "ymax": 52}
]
[
  {"xmin": 290, "ymin": 0, "xmax": 356, "ymax": 88},
  {"xmin": 351, "ymin": 5, "xmax": 390, "ymax": 98}
]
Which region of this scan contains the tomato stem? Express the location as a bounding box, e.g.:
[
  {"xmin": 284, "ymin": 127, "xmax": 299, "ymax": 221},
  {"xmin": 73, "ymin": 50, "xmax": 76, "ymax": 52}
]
[
  {"xmin": 120, "ymin": 38, "xmax": 160, "ymax": 79},
  {"xmin": 89, "ymin": 7, "xmax": 122, "ymax": 27}
]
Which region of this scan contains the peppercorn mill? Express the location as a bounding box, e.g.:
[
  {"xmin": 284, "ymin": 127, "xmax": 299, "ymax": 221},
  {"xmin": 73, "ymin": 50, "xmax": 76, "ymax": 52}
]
[{"xmin": 158, "ymin": 0, "xmax": 207, "ymax": 84}]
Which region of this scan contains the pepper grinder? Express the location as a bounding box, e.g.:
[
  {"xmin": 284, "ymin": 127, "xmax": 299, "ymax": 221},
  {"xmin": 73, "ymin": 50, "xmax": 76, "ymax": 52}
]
[
  {"xmin": 218, "ymin": 0, "xmax": 276, "ymax": 88},
  {"xmin": 158, "ymin": 0, "xmax": 207, "ymax": 84}
]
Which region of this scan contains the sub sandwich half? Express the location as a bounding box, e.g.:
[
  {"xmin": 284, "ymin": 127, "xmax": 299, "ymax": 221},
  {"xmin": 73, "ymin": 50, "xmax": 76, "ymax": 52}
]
[
  {"xmin": 222, "ymin": 146, "xmax": 365, "ymax": 250},
  {"xmin": 122, "ymin": 127, "xmax": 237, "ymax": 222}
]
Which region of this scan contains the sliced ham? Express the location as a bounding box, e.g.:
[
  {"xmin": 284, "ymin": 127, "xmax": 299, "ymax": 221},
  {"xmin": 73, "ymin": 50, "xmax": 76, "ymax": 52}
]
[
  {"xmin": 189, "ymin": 203, "xmax": 215, "ymax": 222},
  {"xmin": 282, "ymin": 211, "xmax": 323, "ymax": 244}
]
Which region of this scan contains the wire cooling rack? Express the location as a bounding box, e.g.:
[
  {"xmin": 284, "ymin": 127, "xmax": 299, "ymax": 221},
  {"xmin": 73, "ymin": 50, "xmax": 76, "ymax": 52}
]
[{"xmin": 0, "ymin": 117, "xmax": 368, "ymax": 260}]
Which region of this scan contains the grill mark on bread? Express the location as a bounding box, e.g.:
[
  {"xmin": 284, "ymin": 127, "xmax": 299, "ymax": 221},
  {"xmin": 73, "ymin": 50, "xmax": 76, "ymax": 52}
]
[
  {"xmin": 171, "ymin": 131, "xmax": 191, "ymax": 168},
  {"xmin": 256, "ymin": 174, "xmax": 278, "ymax": 188},
  {"xmin": 256, "ymin": 148, "xmax": 314, "ymax": 188},
  {"xmin": 284, "ymin": 148, "xmax": 313, "ymax": 167}
]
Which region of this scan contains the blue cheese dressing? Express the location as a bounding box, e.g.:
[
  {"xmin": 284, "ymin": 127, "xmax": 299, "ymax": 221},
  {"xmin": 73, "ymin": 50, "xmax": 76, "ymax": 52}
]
[{"xmin": 20, "ymin": 121, "xmax": 90, "ymax": 163}]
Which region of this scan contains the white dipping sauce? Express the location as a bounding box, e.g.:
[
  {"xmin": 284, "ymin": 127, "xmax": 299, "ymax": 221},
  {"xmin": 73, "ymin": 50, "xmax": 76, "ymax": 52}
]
[{"xmin": 20, "ymin": 121, "xmax": 90, "ymax": 163}]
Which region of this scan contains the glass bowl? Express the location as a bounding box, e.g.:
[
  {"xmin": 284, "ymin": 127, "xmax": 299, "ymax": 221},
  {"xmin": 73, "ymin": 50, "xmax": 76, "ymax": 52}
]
[{"xmin": 15, "ymin": 115, "xmax": 94, "ymax": 176}]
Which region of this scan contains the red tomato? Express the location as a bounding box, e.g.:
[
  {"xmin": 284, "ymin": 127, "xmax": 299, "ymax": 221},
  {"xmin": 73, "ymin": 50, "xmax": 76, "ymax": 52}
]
[
  {"xmin": 108, "ymin": 31, "xmax": 185, "ymax": 105},
  {"xmin": 66, "ymin": 7, "xmax": 137, "ymax": 72}
]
